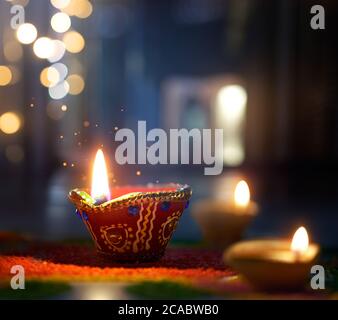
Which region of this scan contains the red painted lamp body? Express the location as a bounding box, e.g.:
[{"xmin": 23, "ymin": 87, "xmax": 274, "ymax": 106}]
[{"xmin": 69, "ymin": 184, "xmax": 192, "ymax": 262}]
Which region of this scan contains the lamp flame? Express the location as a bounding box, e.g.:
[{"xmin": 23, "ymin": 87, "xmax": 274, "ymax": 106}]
[
  {"xmin": 234, "ymin": 180, "xmax": 250, "ymax": 207},
  {"xmin": 91, "ymin": 149, "xmax": 111, "ymax": 201},
  {"xmin": 291, "ymin": 226, "xmax": 309, "ymax": 254}
]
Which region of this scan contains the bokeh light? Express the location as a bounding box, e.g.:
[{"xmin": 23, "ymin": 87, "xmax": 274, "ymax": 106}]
[
  {"xmin": 46, "ymin": 101, "xmax": 66, "ymax": 120},
  {"xmin": 48, "ymin": 80, "xmax": 70, "ymax": 99},
  {"xmin": 216, "ymin": 84, "xmax": 247, "ymax": 166},
  {"xmin": 66, "ymin": 74, "xmax": 85, "ymax": 95},
  {"xmin": 48, "ymin": 40, "xmax": 66, "ymax": 63},
  {"xmin": 51, "ymin": 0, "xmax": 70, "ymax": 9},
  {"xmin": 63, "ymin": 31, "xmax": 85, "ymax": 53},
  {"xmin": 0, "ymin": 66, "xmax": 12, "ymax": 86},
  {"xmin": 76, "ymin": 0, "xmax": 93, "ymax": 19},
  {"xmin": 0, "ymin": 112, "xmax": 22, "ymax": 134},
  {"xmin": 217, "ymin": 85, "xmax": 247, "ymax": 122},
  {"xmin": 5, "ymin": 145, "xmax": 25, "ymax": 164},
  {"xmin": 51, "ymin": 63, "xmax": 68, "ymax": 80},
  {"xmin": 16, "ymin": 23, "xmax": 37, "ymax": 44},
  {"xmin": 3, "ymin": 41, "xmax": 23, "ymax": 62},
  {"xmin": 51, "ymin": 12, "xmax": 71, "ymax": 33},
  {"xmin": 40, "ymin": 67, "xmax": 60, "ymax": 88},
  {"xmin": 33, "ymin": 37, "xmax": 54, "ymax": 59},
  {"xmin": 61, "ymin": 0, "xmax": 93, "ymax": 18}
]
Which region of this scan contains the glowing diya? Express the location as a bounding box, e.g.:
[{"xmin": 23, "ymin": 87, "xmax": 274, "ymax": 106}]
[
  {"xmin": 69, "ymin": 149, "xmax": 192, "ymax": 262},
  {"xmin": 224, "ymin": 227, "xmax": 320, "ymax": 291},
  {"xmin": 192, "ymin": 180, "xmax": 258, "ymax": 248}
]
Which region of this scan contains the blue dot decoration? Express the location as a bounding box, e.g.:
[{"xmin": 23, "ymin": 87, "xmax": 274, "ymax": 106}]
[
  {"xmin": 161, "ymin": 201, "xmax": 171, "ymax": 211},
  {"xmin": 185, "ymin": 200, "xmax": 190, "ymax": 209},
  {"xmin": 128, "ymin": 206, "xmax": 139, "ymax": 216},
  {"xmin": 82, "ymin": 212, "xmax": 89, "ymax": 221},
  {"xmin": 75, "ymin": 209, "xmax": 82, "ymax": 219}
]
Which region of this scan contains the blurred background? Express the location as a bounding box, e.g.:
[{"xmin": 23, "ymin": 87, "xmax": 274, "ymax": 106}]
[{"xmin": 0, "ymin": 0, "xmax": 337, "ymax": 246}]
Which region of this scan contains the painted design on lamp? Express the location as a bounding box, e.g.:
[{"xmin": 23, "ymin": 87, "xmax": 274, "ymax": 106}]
[
  {"xmin": 68, "ymin": 149, "xmax": 192, "ymax": 261},
  {"xmin": 133, "ymin": 202, "xmax": 158, "ymax": 252},
  {"xmin": 100, "ymin": 224, "xmax": 133, "ymax": 253},
  {"xmin": 158, "ymin": 211, "xmax": 182, "ymax": 247}
]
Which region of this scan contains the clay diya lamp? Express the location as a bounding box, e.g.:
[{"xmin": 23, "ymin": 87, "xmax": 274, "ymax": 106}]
[
  {"xmin": 224, "ymin": 227, "xmax": 320, "ymax": 291},
  {"xmin": 192, "ymin": 180, "xmax": 258, "ymax": 248},
  {"xmin": 69, "ymin": 149, "xmax": 192, "ymax": 262}
]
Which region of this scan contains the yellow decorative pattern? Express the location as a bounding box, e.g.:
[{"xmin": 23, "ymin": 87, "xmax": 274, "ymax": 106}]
[
  {"xmin": 69, "ymin": 184, "xmax": 191, "ymax": 214},
  {"xmin": 100, "ymin": 224, "xmax": 133, "ymax": 253},
  {"xmin": 158, "ymin": 211, "xmax": 182, "ymax": 246},
  {"xmin": 133, "ymin": 202, "xmax": 145, "ymax": 253},
  {"xmin": 139, "ymin": 203, "xmax": 153, "ymax": 248},
  {"xmin": 145, "ymin": 202, "xmax": 157, "ymax": 250}
]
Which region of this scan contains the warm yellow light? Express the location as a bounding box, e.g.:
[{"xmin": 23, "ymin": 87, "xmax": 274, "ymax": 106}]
[
  {"xmin": 234, "ymin": 180, "xmax": 250, "ymax": 208},
  {"xmin": 51, "ymin": 0, "xmax": 70, "ymax": 9},
  {"xmin": 91, "ymin": 149, "xmax": 111, "ymax": 201},
  {"xmin": 33, "ymin": 37, "xmax": 54, "ymax": 59},
  {"xmin": 216, "ymin": 84, "xmax": 247, "ymax": 167},
  {"xmin": 76, "ymin": 0, "xmax": 93, "ymax": 19},
  {"xmin": 291, "ymin": 226, "xmax": 309, "ymax": 254},
  {"xmin": 51, "ymin": 12, "xmax": 71, "ymax": 33},
  {"xmin": 63, "ymin": 31, "xmax": 85, "ymax": 53},
  {"xmin": 0, "ymin": 66, "xmax": 12, "ymax": 86},
  {"xmin": 0, "ymin": 112, "xmax": 21, "ymax": 134},
  {"xmin": 61, "ymin": 0, "xmax": 92, "ymax": 18},
  {"xmin": 40, "ymin": 67, "xmax": 60, "ymax": 87},
  {"xmin": 217, "ymin": 85, "xmax": 247, "ymax": 120},
  {"xmin": 16, "ymin": 23, "xmax": 37, "ymax": 44},
  {"xmin": 67, "ymin": 74, "xmax": 85, "ymax": 95}
]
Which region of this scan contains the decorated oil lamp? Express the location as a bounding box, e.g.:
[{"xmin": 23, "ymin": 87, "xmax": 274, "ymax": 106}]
[
  {"xmin": 224, "ymin": 226, "xmax": 320, "ymax": 291},
  {"xmin": 69, "ymin": 149, "xmax": 192, "ymax": 262},
  {"xmin": 191, "ymin": 180, "xmax": 258, "ymax": 248}
]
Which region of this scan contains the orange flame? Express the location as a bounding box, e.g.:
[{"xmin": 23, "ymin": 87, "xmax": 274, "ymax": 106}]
[
  {"xmin": 291, "ymin": 226, "xmax": 309, "ymax": 254},
  {"xmin": 91, "ymin": 149, "xmax": 111, "ymax": 201},
  {"xmin": 234, "ymin": 180, "xmax": 250, "ymax": 208}
]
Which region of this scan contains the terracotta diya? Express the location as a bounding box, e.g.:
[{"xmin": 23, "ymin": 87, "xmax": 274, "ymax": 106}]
[
  {"xmin": 192, "ymin": 180, "xmax": 258, "ymax": 248},
  {"xmin": 224, "ymin": 227, "xmax": 320, "ymax": 291},
  {"xmin": 69, "ymin": 150, "xmax": 192, "ymax": 262}
]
